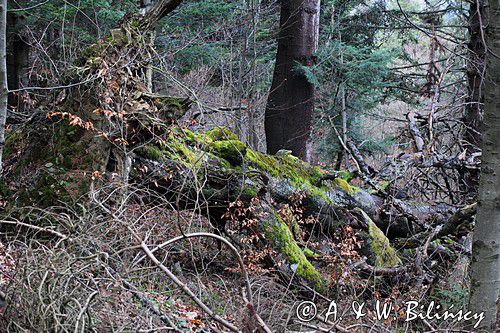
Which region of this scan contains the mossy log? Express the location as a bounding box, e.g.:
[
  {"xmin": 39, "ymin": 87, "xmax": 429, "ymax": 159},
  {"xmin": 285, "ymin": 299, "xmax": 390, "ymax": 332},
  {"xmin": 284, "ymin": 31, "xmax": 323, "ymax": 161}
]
[
  {"xmin": 2, "ymin": 120, "xmax": 402, "ymax": 288},
  {"xmin": 131, "ymin": 126, "xmax": 456, "ymax": 236},
  {"xmin": 3, "ymin": 112, "xmax": 465, "ymax": 290},
  {"xmin": 126, "ymin": 126, "xmax": 461, "ymax": 287}
]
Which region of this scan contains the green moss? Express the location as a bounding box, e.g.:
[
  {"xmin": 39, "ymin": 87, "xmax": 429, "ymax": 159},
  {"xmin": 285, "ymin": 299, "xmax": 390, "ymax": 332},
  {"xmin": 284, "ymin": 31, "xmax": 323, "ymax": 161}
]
[
  {"xmin": 245, "ymin": 149, "xmax": 323, "ymax": 186},
  {"xmin": 333, "ymin": 178, "xmax": 360, "ymax": 195},
  {"xmin": 139, "ymin": 127, "xmax": 358, "ymax": 210},
  {"xmin": 335, "ymin": 170, "xmax": 354, "ymax": 181},
  {"xmin": 211, "ymin": 140, "xmax": 247, "ymax": 165},
  {"xmin": 140, "ymin": 145, "xmax": 165, "ymax": 161},
  {"xmin": 205, "ymin": 127, "xmax": 238, "ymax": 141},
  {"xmin": 369, "ymin": 221, "xmax": 401, "ymax": 267},
  {"xmin": 245, "ymin": 149, "xmax": 280, "ymax": 176},
  {"xmin": 308, "ymin": 185, "xmax": 335, "ymax": 205},
  {"xmin": 302, "ymin": 247, "xmax": 320, "ymax": 260},
  {"xmin": 243, "ymin": 145, "xmax": 350, "ymax": 207},
  {"xmin": 162, "ymin": 136, "xmax": 201, "ymax": 166},
  {"xmin": 377, "ymin": 180, "xmax": 390, "ymax": 191},
  {"xmin": 163, "ymin": 128, "xmax": 340, "ymax": 203},
  {"xmin": 168, "ymin": 127, "xmax": 204, "ymax": 144},
  {"xmin": 4, "ymin": 130, "xmax": 22, "ymax": 158},
  {"xmin": 182, "ymin": 129, "xmax": 211, "ymax": 145},
  {"xmin": 368, "ymin": 180, "xmax": 390, "ymax": 194},
  {"xmin": 239, "ymin": 178, "xmax": 260, "ymax": 199},
  {"xmin": 136, "ymin": 129, "xmax": 241, "ymax": 171},
  {"xmin": 266, "ymin": 213, "xmax": 325, "ymax": 290},
  {"xmin": 357, "ymin": 209, "xmax": 401, "ymax": 267},
  {"xmin": 154, "ymin": 131, "xmax": 232, "ymax": 170}
]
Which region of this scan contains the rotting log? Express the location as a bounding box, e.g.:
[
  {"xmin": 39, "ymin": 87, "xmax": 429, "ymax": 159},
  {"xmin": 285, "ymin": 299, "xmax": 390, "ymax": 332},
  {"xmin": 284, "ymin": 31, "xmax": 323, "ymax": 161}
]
[
  {"xmin": 2, "ymin": 108, "xmax": 471, "ymax": 292},
  {"xmin": 131, "ymin": 127, "xmax": 457, "ymax": 236},
  {"xmin": 123, "ymin": 125, "xmax": 464, "ymax": 288},
  {"xmin": 3, "ymin": 119, "xmax": 411, "ymax": 289}
]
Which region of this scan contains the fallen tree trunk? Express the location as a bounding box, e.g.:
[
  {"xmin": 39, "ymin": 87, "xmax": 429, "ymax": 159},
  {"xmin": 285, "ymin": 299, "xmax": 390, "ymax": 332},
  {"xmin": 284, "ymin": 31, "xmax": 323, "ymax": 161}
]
[
  {"xmin": 3, "ymin": 119, "xmax": 436, "ymax": 288},
  {"xmin": 119, "ymin": 125, "xmax": 463, "ymax": 288},
  {"xmin": 130, "ymin": 127, "xmax": 456, "ymax": 237},
  {"xmin": 3, "ymin": 91, "xmax": 466, "ymax": 287}
]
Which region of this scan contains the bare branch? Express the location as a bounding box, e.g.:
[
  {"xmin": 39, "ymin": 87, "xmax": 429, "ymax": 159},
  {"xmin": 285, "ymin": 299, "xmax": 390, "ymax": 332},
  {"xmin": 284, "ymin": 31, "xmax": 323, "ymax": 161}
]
[{"xmin": 141, "ymin": 241, "xmax": 241, "ymax": 332}]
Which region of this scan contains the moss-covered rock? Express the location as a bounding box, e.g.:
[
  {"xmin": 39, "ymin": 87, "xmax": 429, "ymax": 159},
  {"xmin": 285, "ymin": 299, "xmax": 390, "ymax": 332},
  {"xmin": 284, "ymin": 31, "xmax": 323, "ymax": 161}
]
[
  {"xmin": 143, "ymin": 127, "xmax": 364, "ymax": 210},
  {"xmin": 335, "ymin": 170, "xmax": 354, "ymax": 181},
  {"xmin": 162, "ymin": 135, "xmax": 200, "ymax": 166},
  {"xmin": 302, "ymin": 247, "xmax": 320, "ymax": 260},
  {"xmin": 138, "ymin": 127, "xmax": 371, "ymax": 229},
  {"xmin": 246, "ymin": 149, "xmax": 322, "ymax": 182},
  {"xmin": 368, "ymin": 220, "xmax": 402, "ymax": 267}
]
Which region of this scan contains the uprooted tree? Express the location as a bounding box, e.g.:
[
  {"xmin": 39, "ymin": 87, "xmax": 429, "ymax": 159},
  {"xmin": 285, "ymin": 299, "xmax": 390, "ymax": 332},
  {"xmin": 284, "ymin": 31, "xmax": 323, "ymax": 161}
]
[{"xmin": 0, "ymin": 0, "xmax": 491, "ymax": 331}]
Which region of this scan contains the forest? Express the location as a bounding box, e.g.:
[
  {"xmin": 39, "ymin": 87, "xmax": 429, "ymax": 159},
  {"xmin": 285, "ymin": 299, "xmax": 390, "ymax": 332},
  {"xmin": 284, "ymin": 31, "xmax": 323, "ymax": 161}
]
[{"xmin": 0, "ymin": 0, "xmax": 498, "ymax": 332}]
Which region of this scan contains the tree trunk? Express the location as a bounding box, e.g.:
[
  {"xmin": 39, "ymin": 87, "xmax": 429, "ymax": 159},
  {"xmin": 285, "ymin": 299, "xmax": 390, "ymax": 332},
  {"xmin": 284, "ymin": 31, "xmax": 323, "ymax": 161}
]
[
  {"xmin": 265, "ymin": 0, "xmax": 320, "ymax": 160},
  {"xmin": 462, "ymin": 0, "xmax": 486, "ymax": 198},
  {"xmin": 0, "ymin": 0, "xmax": 7, "ymax": 174},
  {"xmin": 465, "ymin": 0, "xmax": 486, "ymax": 150},
  {"xmin": 138, "ymin": 0, "xmax": 184, "ymax": 30},
  {"xmin": 467, "ymin": 0, "xmax": 500, "ymax": 329},
  {"xmin": 6, "ymin": 11, "xmax": 29, "ymax": 112}
]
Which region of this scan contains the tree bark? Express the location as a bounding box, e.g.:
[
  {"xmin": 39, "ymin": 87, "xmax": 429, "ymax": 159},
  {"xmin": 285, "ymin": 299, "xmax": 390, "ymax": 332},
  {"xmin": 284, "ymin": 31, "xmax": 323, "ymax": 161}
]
[
  {"xmin": 6, "ymin": 10, "xmax": 29, "ymax": 112},
  {"xmin": 265, "ymin": 0, "xmax": 320, "ymax": 160},
  {"xmin": 465, "ymin": 0, "xmax": 486, "ymax": 151},
  {"xmin": 139, "ymin": 0, "xmax": 184, "ymax": 30},
  {"xmin": 462, "ymin": 0, "xmax": 486, "ymax": 197},
  {"xmin": 467, "ymin": 0, "xmax": 500, "ymax": 329},
  {"xmin": 0, "ymin": 0, "xmax": 7, "ymax": 174}
]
